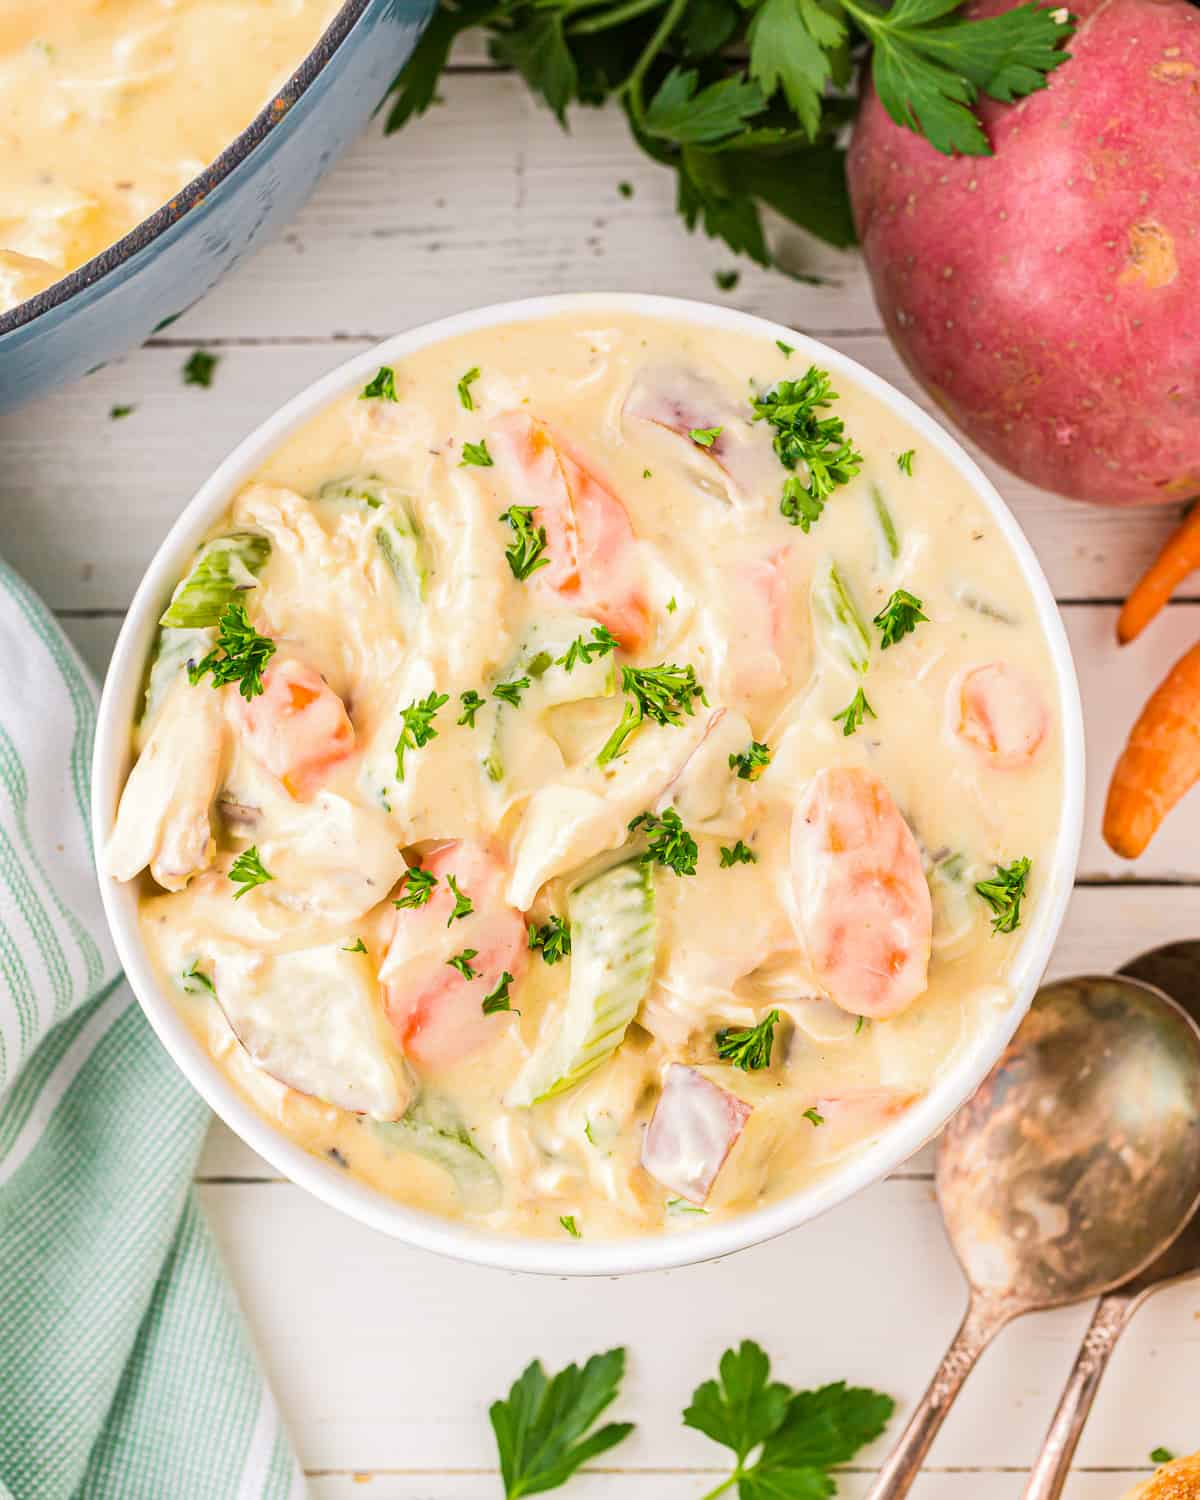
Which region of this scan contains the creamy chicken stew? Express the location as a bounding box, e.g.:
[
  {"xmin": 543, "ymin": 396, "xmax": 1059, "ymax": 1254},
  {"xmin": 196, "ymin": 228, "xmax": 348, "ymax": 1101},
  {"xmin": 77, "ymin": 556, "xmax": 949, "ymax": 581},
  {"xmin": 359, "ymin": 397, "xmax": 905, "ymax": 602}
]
[
  {"xmin": 0, "ymin": 0, "xmax": 342, "ymax": 313},
  {"xmin": 107, "ymin": 312, "xmax": 1064, "ymax": 1240}
]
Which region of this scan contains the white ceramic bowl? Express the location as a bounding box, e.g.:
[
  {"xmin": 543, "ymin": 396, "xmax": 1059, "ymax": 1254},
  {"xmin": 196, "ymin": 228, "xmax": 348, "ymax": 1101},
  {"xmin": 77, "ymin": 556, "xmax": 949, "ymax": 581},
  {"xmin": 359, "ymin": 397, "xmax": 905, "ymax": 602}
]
[{"xmin": 92, "ymin": 293, "xmax": 1086, "ymax": 1276}]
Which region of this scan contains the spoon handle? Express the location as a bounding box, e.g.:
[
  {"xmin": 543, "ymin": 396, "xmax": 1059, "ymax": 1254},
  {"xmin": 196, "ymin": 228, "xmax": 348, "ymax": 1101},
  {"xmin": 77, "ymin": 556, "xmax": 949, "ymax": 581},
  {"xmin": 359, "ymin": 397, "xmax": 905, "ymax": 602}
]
[
  {"xmin": 1021, "ymin": 1291, "xmax": 1136, "ymax": 1500},
  {"xmin": 864, "ymin": 1295, "xmax": 1008, "ymax": 1500}
]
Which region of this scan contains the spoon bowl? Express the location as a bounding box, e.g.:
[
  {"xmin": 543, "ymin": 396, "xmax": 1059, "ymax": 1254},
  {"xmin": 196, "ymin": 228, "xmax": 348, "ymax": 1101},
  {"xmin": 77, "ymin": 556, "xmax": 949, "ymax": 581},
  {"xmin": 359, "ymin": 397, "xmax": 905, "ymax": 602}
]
[{"xmin": 867, "ymin": 971, "xmax": 1200, "ymax": 1500}]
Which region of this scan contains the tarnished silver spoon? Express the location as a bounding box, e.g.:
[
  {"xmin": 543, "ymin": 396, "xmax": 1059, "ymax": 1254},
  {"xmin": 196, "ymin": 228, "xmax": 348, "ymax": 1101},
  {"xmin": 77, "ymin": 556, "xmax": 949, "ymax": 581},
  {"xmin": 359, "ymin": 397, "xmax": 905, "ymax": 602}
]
[
  {"xmin": 866, "ymin": 973, "xmax": 1200, "ymax": 1500},
  {"xmin": 1022, "ymin": 943, "xmax": 1200, "ymax": 1500}
]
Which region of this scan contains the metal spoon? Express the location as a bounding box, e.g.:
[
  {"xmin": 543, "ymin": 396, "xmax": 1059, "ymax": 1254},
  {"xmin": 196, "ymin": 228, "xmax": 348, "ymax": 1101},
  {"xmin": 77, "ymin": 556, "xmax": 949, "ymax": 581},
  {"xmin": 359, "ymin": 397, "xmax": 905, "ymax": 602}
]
[
  {"xmin": 866, "ymin": 972, "xmax": 1200, "ymax": 1500},
  {"xmin": 1022, "ymin": 944, "xmax": 1200, "ymax": 1499}
]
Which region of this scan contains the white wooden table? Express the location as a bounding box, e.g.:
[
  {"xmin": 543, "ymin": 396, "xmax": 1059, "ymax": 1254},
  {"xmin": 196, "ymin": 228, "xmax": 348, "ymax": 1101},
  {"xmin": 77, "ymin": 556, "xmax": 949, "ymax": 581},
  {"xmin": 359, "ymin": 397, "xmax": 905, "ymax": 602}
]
[{"xmin": 3, "ymin": 53, "xmax": 1198, "ymax": 1499}]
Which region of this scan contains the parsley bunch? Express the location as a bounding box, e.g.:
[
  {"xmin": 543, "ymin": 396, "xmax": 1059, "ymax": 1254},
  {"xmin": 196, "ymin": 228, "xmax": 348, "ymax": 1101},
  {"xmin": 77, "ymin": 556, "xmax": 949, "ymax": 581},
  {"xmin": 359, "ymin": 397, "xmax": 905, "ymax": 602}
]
[
  {"xmin": 188, "ymin": 603, "xmax": 276, "ymax": 700},
  {"xmin": 383, "ymin": 0, "xmax": 1072, "ymax": 271}
]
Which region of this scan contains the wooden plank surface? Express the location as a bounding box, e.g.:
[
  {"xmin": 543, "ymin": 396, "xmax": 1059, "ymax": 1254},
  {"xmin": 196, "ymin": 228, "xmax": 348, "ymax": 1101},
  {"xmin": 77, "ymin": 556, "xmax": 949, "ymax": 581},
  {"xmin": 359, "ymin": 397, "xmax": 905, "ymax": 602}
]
[{"xmin": 4, "ymin": 57, "xmax": 1198, "ymax": 1497}]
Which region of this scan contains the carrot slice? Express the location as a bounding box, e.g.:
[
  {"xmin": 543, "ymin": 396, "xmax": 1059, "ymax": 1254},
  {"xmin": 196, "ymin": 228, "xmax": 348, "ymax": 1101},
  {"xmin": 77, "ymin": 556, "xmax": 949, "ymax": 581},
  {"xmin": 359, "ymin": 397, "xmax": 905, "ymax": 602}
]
[
  {"xmin": 1103, "ymin": 640, "xmax": 1200, "ymax": 859},
  {"xmin": 1117, "ymin": 505, "xmax": 1200, "ymax": 645}
]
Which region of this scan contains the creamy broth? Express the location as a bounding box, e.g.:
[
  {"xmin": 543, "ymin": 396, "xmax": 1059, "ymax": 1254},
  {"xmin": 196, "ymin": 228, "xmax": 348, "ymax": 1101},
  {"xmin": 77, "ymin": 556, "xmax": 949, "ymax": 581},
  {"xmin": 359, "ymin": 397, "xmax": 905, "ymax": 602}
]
[
  {"xmin": 107, "ymin": 312, "xmax": 1064, "ymax": 1240},
  {"xmin": 0, "ymin": 0, "xmax": 342, "ymax": 312}
]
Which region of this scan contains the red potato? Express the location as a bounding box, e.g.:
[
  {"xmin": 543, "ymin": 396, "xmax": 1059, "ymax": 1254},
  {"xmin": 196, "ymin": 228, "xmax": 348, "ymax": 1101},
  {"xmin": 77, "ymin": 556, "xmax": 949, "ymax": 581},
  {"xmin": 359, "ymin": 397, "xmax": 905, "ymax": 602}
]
[
  {"xmin": 641, "ymin": 1064, "xmax": 753, "ymax": 1205},
  {"xmin": 848, "ymin": 0, "xmax": 1200, "ymax": 506}
]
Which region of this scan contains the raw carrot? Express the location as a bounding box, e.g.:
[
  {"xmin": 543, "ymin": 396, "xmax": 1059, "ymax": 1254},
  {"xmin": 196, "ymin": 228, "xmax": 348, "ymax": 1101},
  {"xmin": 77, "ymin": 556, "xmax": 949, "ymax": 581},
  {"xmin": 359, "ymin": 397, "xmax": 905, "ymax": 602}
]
[
  {"xmin": 1117, "ymin": 505, "xmax": 1200, "ymax": 645},
  {"xmin": 1103, "ymin": 640, "xmax": 1200, "ymax": 859}
]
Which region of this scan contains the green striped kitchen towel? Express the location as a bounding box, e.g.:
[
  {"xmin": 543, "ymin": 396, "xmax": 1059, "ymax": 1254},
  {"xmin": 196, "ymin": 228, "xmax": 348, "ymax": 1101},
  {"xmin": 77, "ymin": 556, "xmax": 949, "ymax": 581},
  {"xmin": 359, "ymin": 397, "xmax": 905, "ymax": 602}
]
[{"xmin": 0, "ymin": 558, "xmax": 305, "ymax": 1500}]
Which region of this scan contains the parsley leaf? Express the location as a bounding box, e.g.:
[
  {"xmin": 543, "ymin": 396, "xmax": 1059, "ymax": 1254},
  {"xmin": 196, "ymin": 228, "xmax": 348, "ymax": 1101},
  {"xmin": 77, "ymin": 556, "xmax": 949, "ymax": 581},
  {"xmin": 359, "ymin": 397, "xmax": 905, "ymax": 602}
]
[
  {"xmin": 446, "ymin": 873, "xmax": 474, "ymax": 926},
  {"xmin": 802, "ymin": 1106, "xmax": 825, "ymax": 1126},
  {"xmin": 897, "ymin": 448, "xmax": 915, "ymax": 476},
  {"xmin": 490, "ymin": 1348, "xmax": 633, "ymax": 1499},
  {"xmin": 110, "ymin": 404, "xmax": 134, "ymax": 420},
  {"xmin": 684, "ymin": 1341, "xmax": 894, "ymax": 1500},
  {"xmin": 187, "ymin": 602, "xmax": 275, "ymax": 700},
  {"xmin": 629, "ymin": 808, "xmax": 699, "ymax": 878},
  {"xmin": 447, "ymin": 948, "xmax": 480, "ymax": 981},
  {"xmin": 457, "ymin": 366, "xmax": 481, "ymax": 410},
  {"xmin": 529, "ymin": 916, "xmax": 572, "ymax": 964},
  {"xmin": 1151, "ymin": 1448, "xmax": 1176, "ymax": 1466},
  {"xmin": 181, "ymin": 961, "xmax": 215, "ymax": 994},
  {"xmin": 873, "ymin": 588, "xmax": 929, "ymax": 648},
  {"xmin": 482, "ymin": 970, "xmax": 516, "ymax": 1014},
  {"xmin": 644, "ymin": 67, "xmax": 766, "ymax": 145},
  {"xmin": 361, "ymin": 365, "xmax": 398, "ymax": 402},
  {"xmin": 715, "ymin": 1009, "xmax": 780, "ymax": 1070},
  {"xmin": 228, "ymin": 846, "xmax": 273, "ymax": 900},
  {"xmin": 394, "ymin": 691, "xmax": 450, "ymax": 780},
  {"xmin": 974, "ymin": 856, "xmax": 1031, "ymax": 934},
  {"xmin": 500, "ymin": 505, "xmax": 551, "ymax": 581},
  {"xmin": 394, "ymin": 867, "xmax": 438, "ymax": 909},
  {"xmin": 342, "ymin": 938, "xmax": 368, "ymax": 954},
  {"xmin": 458, "ymin": 689, "xmax": 486, "ymax": 727},
  {"xmin": 833, "ymin": 686, "xmax": 876, "ymax": 736},
  {"xmin": 729, "ymin": 740, "xmax": 772, "ymax": 780},
  {"xmin": 598, "ymin": 663, "xmax": 708, "ymax": 765},
  {"xmin": 777, "ymin": 341, "xmax": 795, "ymax": 357},
  {"xmin": 714, "ymin": 270, "xmax": 739, "ymax": 292},
  {"xmin": 557, "ymin": 625, "xmax": 618, "ymax": 673},
  {"xmin": 559, "ymin": 1214, "xmax": 581, "ymax": 1237},
  {"xmin": 749, "ymin": 0, "xmax": 848, "ymax": 139},
  {"xmin": 753, "ymin": 368, "xmax": 863, "ymax": 529},
  {"xmin": 183, "ymin": 351, "xmax": 218, "ymax": 388},
  {"xmin": 460, "ymin": 439, "xmax": 494, "ymax": 468},
  {"xmin": 720, "ymin": 840, "xmax": 757, "ymax": 867},
  {"xmin": 690, "ymin": 425, "xmax": 723, "ymax": 447},
  {"xmin": 494, "ymin": 676, "xmax": 532, "ymax": 709}
]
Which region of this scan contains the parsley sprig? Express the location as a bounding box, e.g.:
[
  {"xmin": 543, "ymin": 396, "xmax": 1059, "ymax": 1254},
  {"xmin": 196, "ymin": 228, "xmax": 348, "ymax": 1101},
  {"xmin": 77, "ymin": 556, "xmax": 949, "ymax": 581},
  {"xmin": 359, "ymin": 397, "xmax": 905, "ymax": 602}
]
[
  {"xmin": 753, "ymin": 369, "xmax": 863, "ymax": 529},
  {"xmin": 446, "ymin": 873, "xmax": 474, "ymax": 926},
  {"xmin": 500, "ymin": 505, "xmax": 551, "ymax": 581},
  {"xmin": 629, "ymin": 808, "xmax": 699, "ymax": 877},
  {"xmin": 975, "ymin": 856, "xmax": 1031, "ymax": 934},
  {"xmin": 489, "ymin": 1348, "xmax": 633, "ymax": 1500},
  {"xmin": 447, "ymin": 948, "xmax": 480, "ymax": 980},
  {"xmin": 360, "ymin": 366, "xmax": 398, "ymax": 402},
  {"xmin": 598, "ymin": 662, "xmax": 707, "ymax": 765},
  {"xmin": 715, "ymin": 1009, "xmax": 780, "ymax": 1070},
  {"xmin": 228, "ymin": 846, "xmax": 273, "ymax": 900},
  {"xmin": 383, "ymin": 0, "xmax": 1071, "ymax": 274},
  {"xmin": 394, "ymin": 866, "xmax": 438, "ymax": 908},
  {"xmin": 529, "ymin": 916, "xmax": 572, "ymax": 964},
  {"xmin": 729, "ymin": 740, "xmax": 771, "ymax": 780},
  {"xmin": 685, "ymin": 1340, "xmax": 894, "ymax": 1500},
  {"xmin": 720, "ymin": 840, "xmax": 756, "ymax": 867},
  {"xmin": 833, "ymin": 686, "xmax": 876, "ymax": 736},
  {"xmin": 187, "ymin": 603, "xmax": 276, "ymax": 700},
  {"xmin": 873, "ymin": 588, "xmax": 929, "ymax": 648},
  {"xmin": 482, "ymin": 970, "xmax": 517, "ymax": 1013},
  {"xmin": 557, "ymin": 625, "xmax": 618, "ymax": 672},
  {"xmin": 394, "ymin": 690, "xmax": 449, "ymax": 781}
]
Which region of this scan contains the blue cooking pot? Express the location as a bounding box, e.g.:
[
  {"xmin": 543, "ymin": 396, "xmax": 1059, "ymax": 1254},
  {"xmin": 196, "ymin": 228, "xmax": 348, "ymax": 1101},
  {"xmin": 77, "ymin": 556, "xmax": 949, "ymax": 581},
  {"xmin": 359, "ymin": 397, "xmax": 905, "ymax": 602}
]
[{"xmin": 0, "ymin": 0, "xmax": 431, "ymax": 413}]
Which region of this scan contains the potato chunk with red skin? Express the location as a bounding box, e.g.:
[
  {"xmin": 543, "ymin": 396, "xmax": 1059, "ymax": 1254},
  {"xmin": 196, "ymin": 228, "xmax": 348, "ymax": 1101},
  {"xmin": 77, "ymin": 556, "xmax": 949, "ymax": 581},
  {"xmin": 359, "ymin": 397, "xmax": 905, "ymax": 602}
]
[
  {"xmin": 381, "ymin": 841, "xmax": 527, "ymax": 1071},
  {"xmin": 227, "ymin": 657, "xmax": 355, "ymax": 797},
  {"xmin": 791, "ymin": 767, "xmax": 932, "ymax": 1020},
  {"xmin": 489, "ymin": 412, "xmax": 652, "ymax": 651},
  {"xmin": 641, "ymin": 1064, "xmax": 753, "ymax": 1205},
  {"xmin": 951, "ymin": 662, "xmax": 1049, "ymax": 770}
]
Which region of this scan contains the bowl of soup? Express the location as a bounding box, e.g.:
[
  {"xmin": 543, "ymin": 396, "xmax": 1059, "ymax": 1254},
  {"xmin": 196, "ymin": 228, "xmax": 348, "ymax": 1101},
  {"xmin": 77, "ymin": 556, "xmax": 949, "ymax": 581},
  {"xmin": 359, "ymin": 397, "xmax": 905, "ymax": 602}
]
[
  {"xmin": 0, "ymin": 0, "xmax": 431, "ymax": 412},
  {"xmin": 92, "ymin": 294, "xmax": 1085, "ymax": 1275}
]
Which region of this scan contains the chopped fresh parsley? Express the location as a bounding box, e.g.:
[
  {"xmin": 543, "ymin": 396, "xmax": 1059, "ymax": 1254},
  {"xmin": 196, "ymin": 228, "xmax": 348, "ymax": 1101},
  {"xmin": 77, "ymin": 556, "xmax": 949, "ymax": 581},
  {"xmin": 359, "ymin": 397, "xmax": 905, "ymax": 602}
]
[
  {"xmin": 183, "ymin": 351, "xmax": 218, "ymax": 388},
  {"xmin": 729, "ymin": 740, "xmax": 771, "ymax": 780},
  {"xmin": 447, "ymin": 948, "xmax": 480, "ymax": 981},
  {"xmin": 342, "ymin": 938, "xmax": 368, "ymax": 954},
  {"xmin": 897, "ymin": 448, "xmax": 916, "ymax": 476},
  {"xmin": 598, "ymin": 662, "xmax": 708, "ymax": 765},
  {"xmin": 776, "ymin": 340, "xmax": 795, "ymax": 358},
  {"xmin": 715, "ymin": 1009, "xmax": 780, "ymax": 1070},
  {"xmin": 559, "ymin": 1214, "xmax": 581, "ymax": 1237},
  {"xmin": 689, "ymin": 425, "xmax": 723, "ymax": 447},
  {"xmin": 460, "ymin": 439, "xmax": 494, "ymax": 468},
  {"xmin": 528, "ymin": 916, "xmax": 572, "ymax": 965},
  {"xmin": 753, "ymin": 367, "xmax": 863, "ymax": 531},
  {"xmin": 482, "ymin": 971, "xmax": 516, "ymax": 1014},
  {"xmin": 457, "ymin": 689, "xmax": 486, "ymax": 727},
  {"xmin": 360, "ymin": 365, "xmax": 398, "ymax": 402},
  {"xmin": 187, "ymin": 602, "xmax": 275, "ymax": 700},
  {"xmin": 110, "ymin": 404, "xmax": 134, "ymax": 420},
  {"xmin": 617, "ymin": 181, "xmax": 633, "ymax": 198},
  {"xmin": 446, "ymin": 873, "xmax": 474, "ymax": 926},
  {"xmin": 228, "ymin": 846, "xmax": 273, "ymax": 900},
  {"xmin": 666, "ymin": 596, "xmax": 677, "ymax": 613},
  {"xmin": 642, "ymin": 468, "xmax": 652, "ymax": 479},
  {"xmin": 457, "ymin": 365, "xmax": 481, "ymax": 410},
  {"xmin": 719, "ymin": 840, "xmax": 756, "ymax": 868},
  {"xmin": 833, "ymin": 687, "xmax": 877, "ymax": 737},
  {"xmin": 181, "ymin": 961, "xmax": 215, "ymax": 994},
  {"xmin": 802, "ymin": 1106, "xmax": 825, "ymax": 1127},
  {"xmin": 873, "ymin": 588, "xmax": 929, "ymax": 648},
  {"xmin": 1151, "ymin": 1448, "xmax": 1176, "ymax": 1466},
  {"xmin": 394, "ymin": 866, "xmax": 437, "ymax": 909},
  {"xmin": 557, "ymin": 625, "xmax": 618, "ymax": 673},
  {"xmin": 855, "ymin": 1015, "xmax": 868, "ymax": 1035},
  {"xmin": 493, "ymin": 676, "xmax": 532, "ymax": 709},
  {"xmin": 489, "ymin": 1348, "xmax": 633, "ymax": 1500},
  {"xmin": 975, "ymin": 857, "xmax": 1031, "ymax": 934},
  {"xmin": 629, "ymin": 808, "xmax": 698, "ymax": 878},
  {"xmin": 714, "ymin": 269, "xmax": 740, "ymax": 291},
  {"xmin": 394, "ymin": 690, "xmax": 449, "ymax": 781},
  {"xmin": 666, "ymin": 1197, "xmax": 708, "ymax": 1216},
  {"xmin": 684, "ymin": 1340, "xmax": 894, "ymax": 1499},
  {"xmin": 499, "ymin": 505, "xmax": 550, "ymax": 581}
]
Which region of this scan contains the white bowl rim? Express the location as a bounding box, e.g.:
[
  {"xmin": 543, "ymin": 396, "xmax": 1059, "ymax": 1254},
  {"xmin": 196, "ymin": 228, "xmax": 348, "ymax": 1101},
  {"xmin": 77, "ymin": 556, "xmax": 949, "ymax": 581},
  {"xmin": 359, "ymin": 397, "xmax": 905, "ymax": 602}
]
[{"xmin": 92, "ymin": 291, "xmax": 1086, "ymax": 1277}]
